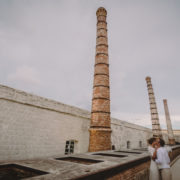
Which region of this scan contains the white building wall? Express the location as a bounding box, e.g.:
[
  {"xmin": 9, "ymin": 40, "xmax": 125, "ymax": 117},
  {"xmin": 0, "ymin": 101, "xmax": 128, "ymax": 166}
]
[
  {"xmin": 0, "ymin": 85, "xmax": 90, "ymax": 161},
  {"xmin": 0, "ymin": 85, "xmax": 173, "ymax": 162},
  {"xmin": 111, "ymin": 119, "xmax": 153, "ymax": 150},
  {"xmin": 0, "ymin": 98, "xmax": 90, "ymax": 161}
]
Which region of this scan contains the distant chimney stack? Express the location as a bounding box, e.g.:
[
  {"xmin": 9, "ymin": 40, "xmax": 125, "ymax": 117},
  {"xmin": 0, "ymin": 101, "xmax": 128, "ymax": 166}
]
[
  {"xmin": 163, "ymin": 99, "xmax": 175, "ymax": 145},
  {"xmin": 145, "ymin": 77, "xmax": 162, "ymax": 137}
]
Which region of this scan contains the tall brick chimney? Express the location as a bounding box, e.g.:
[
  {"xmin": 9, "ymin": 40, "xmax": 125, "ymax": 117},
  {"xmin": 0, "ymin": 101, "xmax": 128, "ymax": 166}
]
[
  {"xmin": 163, "ymin": 99, "xmax": 175, "ymax": 145},
  {"xmin": 145, "ymin": 77, "xmax": 162, "ymax": 138},
  {"xmin": 89, "ymin": 7, "xmax": 111, "ymax": 152}
]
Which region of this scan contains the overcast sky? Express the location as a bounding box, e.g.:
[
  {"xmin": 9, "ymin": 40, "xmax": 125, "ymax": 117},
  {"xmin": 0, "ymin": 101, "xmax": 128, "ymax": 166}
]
[{"xmin": 0, "ymin": 0, "xmax": 180, "ymax": 129}]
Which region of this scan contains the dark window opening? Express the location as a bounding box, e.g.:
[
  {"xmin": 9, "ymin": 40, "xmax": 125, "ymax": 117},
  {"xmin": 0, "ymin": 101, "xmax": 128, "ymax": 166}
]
[
  {"xmin": 127, "ymin": 141, "xmax": 130, "ymax": 149},
  {"xmin": 112, "ymin": 145, "xmax": 115, "ymax": 150},
  {"xmin": 139, "ymin": 141, "xmax": 142, "ymax": 148},
  {"xmin": 65, "ymin": 140, "xmax": 75, "ymax": 155}
]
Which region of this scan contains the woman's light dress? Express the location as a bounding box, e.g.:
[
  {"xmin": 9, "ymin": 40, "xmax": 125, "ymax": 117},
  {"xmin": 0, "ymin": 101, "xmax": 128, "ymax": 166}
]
[{"xmin": 148, "ymin": 146, "xmax": 160, "ymax": 180}]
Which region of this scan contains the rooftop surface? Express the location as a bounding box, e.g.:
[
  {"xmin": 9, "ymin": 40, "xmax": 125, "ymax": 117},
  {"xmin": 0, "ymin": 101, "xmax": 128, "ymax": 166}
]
[
  {"xmin": 0, "ymin": 149, "xmax": 150, "ymax": 180},
  {"xmin": 1, "ymin": 146, "xmax": 180, "ymax": 180}
]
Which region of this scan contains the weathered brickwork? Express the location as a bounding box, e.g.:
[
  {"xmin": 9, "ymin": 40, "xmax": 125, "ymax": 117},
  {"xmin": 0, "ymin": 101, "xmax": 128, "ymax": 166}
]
[
  {"xmin": 92, "ymin": 99, "xmax": 110, "ymax": 113},
  {"xmin": 107, "ymin": 161, "xmax": 150, "ymax": 180},
  {"xmin": 91, "ymin": 113, "xmax": 110, "ymax": 127},
  {"xmin": 94, "ymin": 64, "xmax": 109, "ymax": 75},
  {"xmin": 97, "ymin": 30, "xmax": 108, "ymax": 39},
  {"xmin": 89, "ymin": 128, "xmax": 111, "ymax": 151},
  {"xmin": 93, "ymin": 86, "xmax": 110, "ymax": 99},
  {"xmin": 95, "ymin": 54, "xmax": 109, "ymax": 64},
  {"xmin": 89, "ymin": 7, "xmax": 111, "ymax": 152},
  {"xmin": 94, "ymin": 74, "xmax": 109, "ymax": 86}
]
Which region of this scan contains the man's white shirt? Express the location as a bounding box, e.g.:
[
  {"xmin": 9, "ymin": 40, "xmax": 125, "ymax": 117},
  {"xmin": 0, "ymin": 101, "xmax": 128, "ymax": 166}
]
[{"xmin": 155, "ymin": 147, "xmax": 170, "ymax": 169}]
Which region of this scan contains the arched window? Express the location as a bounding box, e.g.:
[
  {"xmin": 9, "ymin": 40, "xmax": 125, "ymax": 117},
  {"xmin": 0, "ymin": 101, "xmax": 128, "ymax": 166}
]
[
  {"xmin": 139, "ymin": 141, "xmax": 142, "ymax": 148},
  {"xmin": 127, "ymin": 141, "xmax": 130, "ymax": 149}
]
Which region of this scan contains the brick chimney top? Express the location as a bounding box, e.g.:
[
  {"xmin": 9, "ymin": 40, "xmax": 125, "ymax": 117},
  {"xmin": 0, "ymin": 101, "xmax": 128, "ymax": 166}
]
[
  {"xmin": 96, "ymin": 7, "xmax": 107, "ymax": 16},
  {"xmin": 145, "ymin": 76, "xmax": 151, "ymax": 81},
  {"xmin": 163, "ymin": 99, "xmax": 167, "ymax": 104}
]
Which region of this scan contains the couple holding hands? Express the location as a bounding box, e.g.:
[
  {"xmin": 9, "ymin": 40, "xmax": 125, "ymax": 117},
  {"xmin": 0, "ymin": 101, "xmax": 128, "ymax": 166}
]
[{"xmin": 148, "ymin": 137, "xmax": 172, "ymax": 180}]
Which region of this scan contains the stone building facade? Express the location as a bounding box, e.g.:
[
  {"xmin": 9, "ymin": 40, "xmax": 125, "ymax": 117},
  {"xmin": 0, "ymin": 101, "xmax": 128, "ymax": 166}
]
[{"xmin": 0, "ymin": 84, "xmax": 175, "ymax": 162}]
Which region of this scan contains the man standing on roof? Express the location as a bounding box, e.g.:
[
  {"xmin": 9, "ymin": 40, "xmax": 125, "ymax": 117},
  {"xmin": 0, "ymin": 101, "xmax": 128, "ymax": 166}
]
[{"xmin": 155, "ymin": 138, "xmax": 172, "ymax": 180}]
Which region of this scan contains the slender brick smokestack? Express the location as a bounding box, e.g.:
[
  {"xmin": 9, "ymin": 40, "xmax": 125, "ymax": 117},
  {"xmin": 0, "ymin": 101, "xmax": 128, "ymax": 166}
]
[
  {"xmin": 89, "ymin": 7, "xmax": 111, "ymax": 152},
  {"xmin": 145, "ymin": 77, "xmax": 162, "ymax": 138},
  {"xmin": 163, "ymin": 99, "xmax": 175, "ymax": 145}
]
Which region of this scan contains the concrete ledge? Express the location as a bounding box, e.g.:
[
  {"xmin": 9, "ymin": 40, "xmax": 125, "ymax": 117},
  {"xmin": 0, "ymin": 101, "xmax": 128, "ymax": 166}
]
[{"xmin": 74, "ymin": 155, "xmax": 150, "ymax": 180}]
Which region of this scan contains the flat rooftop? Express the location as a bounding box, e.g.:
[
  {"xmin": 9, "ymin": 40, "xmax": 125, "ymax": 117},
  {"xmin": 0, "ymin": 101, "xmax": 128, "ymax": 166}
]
[{"xmin": 0, "ymin": 149, "xmax": 151, "ymax": 180}]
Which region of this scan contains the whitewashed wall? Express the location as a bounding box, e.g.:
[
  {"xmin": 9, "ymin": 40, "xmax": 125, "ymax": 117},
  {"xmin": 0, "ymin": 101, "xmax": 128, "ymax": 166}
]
[
  {"xmin": 111, "ymin": 119, "xmax": 153, "ymax": 150},
  {"xmin": 0, "ymin": 85, "xmax": 171, "ymax": 161},
  {"xmin": 0, "ymin": 85, "xmax": 90, "ymax": 161}
]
